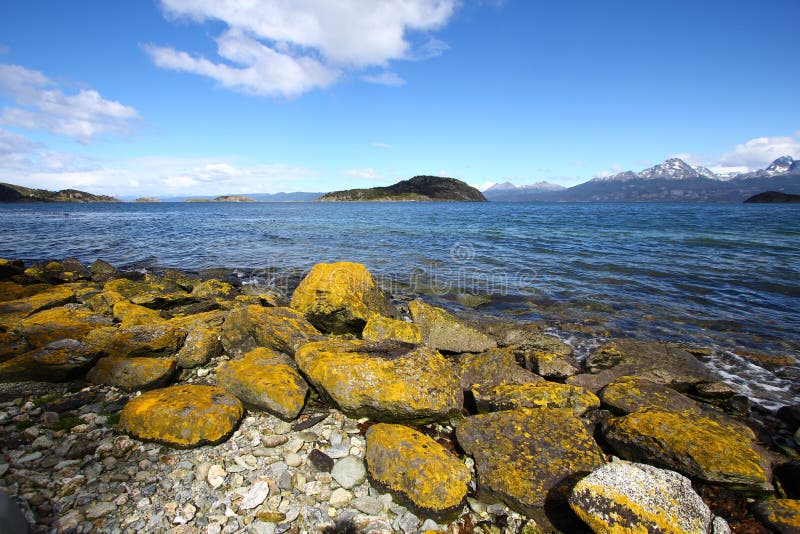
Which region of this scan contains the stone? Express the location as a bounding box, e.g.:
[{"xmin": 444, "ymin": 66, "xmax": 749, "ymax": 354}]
[
  {"xmin": 174, "ymin": 324, "xmax": 223, "ymax": 368},
  {"xmin": 18, "ymin": 306, "xmax": 111, "ymax": 347},
  {"xmin": 103, "ymin": 277, "xmax": 194, "ymax": 309},
  {"xmin": 474, "ymin": 381, "xmax": 600, "ymax": 416},
  {"xmin": 84, "ymin": 323, "xmax": 186, "ymax": 358},
  {"xmin": 409, "ymin": 299, "xmax": 496, "ymax": 353},
  {"xmin": 458, "ymin": 347, "xmax": 543, "ymax": 392},
  {"xmin": 331, "ymin": 455, "xmax": 367, "ymax": 490},
  {"xmin": 0, "ymin": 258, "xmax": 24, "ymax": 279},
  {"xmin": 308, "ymin": 449, "xmax": 334, "ymax": 473},
  {"xmin": 191, "ymin": 279, "xmax": 237, "ymax": 299},
  {"xmin": 753, "ymin": 499, "xmax": 800, "ymax": 534},
  {"xmin": 296, "ymin": 339, "xmax": 462, "ymax": 423},
  {"xmin": 87, "ymin": 356, "xmax": 177, "ymax": 391},
  {"xmin": 174, "ymin": 503, "xmax": 197, "ymax": 525},
  {"xmin": 603, "ymin": 410, "xmax": 773, "ymax": 494},
  {"xmin": 220, "ymin": 305, "xmax": 324, "ymax": 358},
  {"xmin": 285, "ymin": 453, "xmax": 302, "ymax": 467},
  {"xmin": 240, "ymin": 480, "xmax": 271, "ymax": 510},
  {"xmin": 570, "ymin": 460, "xmax": 730, "ymax": 534},
  {"xmin": 207, "ymin": 465, "xmax": 226, "ymax": 488},
  {"xmin": 113, "ymin": 301, "xmax": 165, "ymax": 326},
  {"xmin": 517, "ymin": 334, "xmax": 579, "ymax": 379},
  {"xmin": 82, "ymin": 289, "xmax": 127, "ymax": 316},
  {"xmin": 89, "ymin": 259, "xmax": 120, "ymax": 282},
  {"xmin": 217, "ymin": 347, "xmax": 309, "ymax": 420},
  {"xmin": 0, "ymin": 281, "xmax": 48, "ymax": 302},
  {"xmin": 366, "ymin": 423, "xmax": 471, "ymax": 520},
  {"xmin": 0, "ymin": 285, "xmax": 75, "ymax": 330},
  {"xmin": 25, "ymin": 258, "xmax": 91, "ymax": 283},
  {"xmin": 329, "ymin": 488, "xmax": 353, "ymax": 508},
  {"xmin": 119, "ymin": 385, "xmax": 243, "ymax": 448},
  {"xmin": 456, "ymin": 408, "xmax": 605, "ymax": 529},
  {"xmin": 290, "ymin": 262, "xmax": 399, "ymax": 335},
  {"xmin": 0, "ymin": 339, "xmax": 102, "ymax": 382},
  {"xmin": 362, "ymin": 315, "xmax": 422, "ymax": 344},
  {"xmin": 351, "ymin": 496, "xmax": 384, "ymax": 516},
  {"xmin": 0, "ymin": 330, "xmax": 28, "ymax": 360},
  {"xmin": 84, "ymin": 501, "xmax": 116, "ymax": 520},
  {"xmin": 599, "ymin": 375, "xmax": 701, "ymax": 414}
]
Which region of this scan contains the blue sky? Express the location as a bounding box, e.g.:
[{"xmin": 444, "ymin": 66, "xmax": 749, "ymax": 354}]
[{"xmin": 0, "ymin": 0, "xmax": 799, "ymax": 196}]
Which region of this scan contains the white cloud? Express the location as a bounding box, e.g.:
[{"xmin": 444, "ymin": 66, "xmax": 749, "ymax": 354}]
[
  {"xmin": 149, "ymin": 0, "xmax": 458, "ymax": 96},
  {"xmin": 371, "ymin": 142, "xmax": 392, "ymax": 149},
  {"xmin": 471, "ymin": 180, "xmax": 496, "ymax": 191},
  {"xmin": 362, "ymin": 71, "xmax": 406, "ymax": 87},
  {"xmin": 0, "ymin": 64, "xmax": 138, "ymax": 144},
  {"xmin": 345, "ymin": 167, "xmax": 382, "ymax": 180},
  {"xmin": 717, "ymin": 134, "xmax": 800, "ymax": 169}
]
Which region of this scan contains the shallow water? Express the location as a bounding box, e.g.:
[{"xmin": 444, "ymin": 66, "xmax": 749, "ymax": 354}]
[{"xmin": 2, "ymin": 201, "xmax": 798, "ymax": 409}]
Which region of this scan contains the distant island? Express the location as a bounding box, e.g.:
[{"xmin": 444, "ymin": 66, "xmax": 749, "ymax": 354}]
[
  {"xmin": 318, "ymin": 175, "xmax": 487, "ymax": 202},
  {"xmin": 185, "ymin": 195, "xmax": 255, "ymax": 203},
  {"xmin": 0, "ymin": 182, "xmax": 119, "ymax": 203},
  {"xmin": 134, "ymin": 197, "xmax": 160, "ymax": 203},
  {"xmin": 744, "ymin": 191, "xmax": 800, "ymax": 203}
]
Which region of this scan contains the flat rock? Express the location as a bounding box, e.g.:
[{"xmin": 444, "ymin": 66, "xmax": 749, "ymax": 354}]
[
  {"xmin": 599, "ymin": 375, "xmax": 701, "ymax": 414},
  {"xmin": 331, "ymin": 455, "xmax": 367, "ymax": 489},
  {"xmin": 25, "ymin": 258, "xmax": 90, "ymax": 283},
  {"xmin": 409, "ymin": 299, "xmax": 496, "ymax": 353},
  {"xmin": 87, "ymin": 356, "xmax": 177, "ymax": 391},
  {"xmin": 458, "ymin": 347, "xmax": 542, "ymax": 392},
  {"xmin": 119, "ymin": 384, "xmax": 243, "ymax": 448},
  {"xmin": 0, "ymin": 339, "xmax": 102, "ymax": 382},
  {"xmin": 191, "ymin": 279, "xmax": 237, "ymax": 299},
  {"xmin": 366, "ymin": 423, "xmax": 471, "ymax": 520},
  {"xmin": 173, "ymin": 323, "xmax": 222, "ymax": 368},
  {"xmin": 295, "ymin": 339, "xmax": 462, "ymax": 423},
  {"xmin": 362, "ymin": 315, "xmax": 422, "ymax": 344},
  {"xmin": 217, "ymin": 347, "xmax": 309, "ymax": 420},
  {"xmin": 474, "ymin": 381, "xmax": 600, "ymax": 416},
  {"xmin": 517, "ymin": 333, "xmax": 579, "ymax": 379},
  {"xmin": 103, "ymin": 277, "xmax": 194, "ymax": 310},
  {"xmin": 0, "ymin": 284, "xmax": 75, "ymax": 331},
  {"xmin": 753, "ymin": 499, "xmax": 800, "ymax": 534},
  {"xmin": 17, "ymin": 306, "xmax": 111, "ymax": 347},
  {"xmin": 84, "ymin": 323, "xmax": 186, "ymax": 358},
  {"xmin": 220, "ymin": 305, "xmax": 324, "ymax": 358}
]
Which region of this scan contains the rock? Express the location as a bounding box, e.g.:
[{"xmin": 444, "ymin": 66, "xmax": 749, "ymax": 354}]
[
  {"xmin": 112, "ymin": 301, "xmax": 164, "ymax": 326},
  {"xmin": 18, "ymin": 306, "xmax": 112, "ymax": 347},
  {"xmin": 0, "ymin": 339, "xmax": 102, "ymax": 382},
  {"xmin": 296, "ymin": 339, "xmax": 463, "ymax": 423},
  {"xmin": 362, "ymin": 315, "xmax": 422, "ymax": 344},
  {"xmin": 329, "ymin": 488, "xmax": 353, "ymax": 508},
  {"xmin": 0, "ymin": 281, "xmax": 48, "ymax": 302},
  {"xmin": 103, "ymin": 277, "xmax": 194, "ymax": 310},
  {"xmin": 409, "ymin": 299, "xmax": 496, "ymax": 353},
  {"xmin": 366, "ymin": 423, "xmax": 471, "ymax": 520},
  {"xmin": 474, "ymin": 381, "xmax": 600, "ymax": 416},
  {"xmin": 0, "ymin": 258, "xmax": 24, "ymax": 279},
  {"xmin": 240, "ymin": 480, "xmax": 271, "ymax": 510},
  {"xmin": 220, "ymin": 305, "xmax": 324, "ymax": 358},
  {"xmin": 456, "ymin": 408, "xmax": 605, "ymax": 529},
  {"xmin": 351, "ymin": 495, "xmax": 384, "ymax": 516},
  {"xmin": 173, "ymin": 503, "xmax": 197, "ymax": 525},
  {"xmin": 0, "ymin": 285, "xmax": 76, "ymax": 331},
  {"xmin": 191, "ymin": 279, "xmax": 237, "ymax": 299},
  {"xmin": 458, "ymin": 347, "xmax": 543, "ymax": 393},
  {"xmin": 0, "ymin": 490, "xmax": 30, "ymax": 533},
  {"xmin": 603, "ymin": 410, "xmax": 773, "ymax": 494},
  {"xmin": 119, "ymin": 385, "xmax": 244, "ymax": 448},
  {"xmin": 207, "ymin": 464, "xmax": 226, "ymax": 488},
  {"xmin": 753, "ymin": 499, "xmax": 800, "ymax": 534},
  {"xmin": 25, "ymin": 258, "xmax": 91, "ymax": 283},
  {"xmin": 284, "ymin": 452, "xmax": 302, "ymax": 467},
  {"xmin": 216, "ymin": 347, "xmax": 309, "ymax": 420},
  {"xmin": 84, "ymin": 323, "xmax": 186, "ymax": 358},
  {"xmin": 331, "ymin": 455, "xmax": 367, "ymax": 490},
  {"xmin": 174, "ymin": 324, "xmax": 223, "ymax": 368},
  {"xmin": 82, "ymin": 289, "xmax": 127, "ymax": 316},
  {"xmin": 517, "ymin": 334, "xmax": 579, "ymax": 379},
  {"xmin": 308, "ymin": 449, "xmax": 334, "ymax": 472},
  {"xmin": 89, "ymin": 259, "xmax": 120, "ymax": 282},
  {"xmin": 290, "ymin": 262, "xmax": 399, "ymax": 335},
  {"xmin": 0, "ymin": 331, "xmax": 28, "ymax": 360},
  {"xmin": 599, "ymin": 375, "xmax": 701, "ymax": 414},
  {"xmin": 570, "ymin": 460, "xmax": 730, "ymax": 534},
  {"xmin": 84, "ymin": 501, "xmax": 116, "ymax": 520},
  {"xmin": 87, "ymin": 356, "xmax": 177, "ymax": 391}
]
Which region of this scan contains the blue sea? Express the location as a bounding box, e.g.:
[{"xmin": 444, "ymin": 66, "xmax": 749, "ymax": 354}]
[{"xmin": 2, "ymin": 201, "xmax": 799, "ymax": 410}]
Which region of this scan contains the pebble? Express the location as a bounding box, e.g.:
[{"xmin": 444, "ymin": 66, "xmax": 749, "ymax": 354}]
[
  {"xmin": 262, "ymin": 435, "xmax": 288, "ymax": 448},
  {"xmin": 329, "ymin": 488, "xmax": 353, "ymax": 508},
  {"xmin": 207, "ymin": 465, "xmax": 226, "ymax": 488},
  {"xmin": 284, "ymin": 439, "xmax": 304, "ymax": 453},
  {"xmin": 173, "ymin": 503, "xmax": 197, "ymax": 524},
  {"xmin": 0, "ymin": 463, "xmax": 8, "ymax": 478},
  {"xmin": 84, "ymin": 501, "xmax": 117, "ymax": 520},
  {"xmin": 351, "ymin": 495, "xmax": 384, "ymax": 515},
  {"xmin": 240, "ymin": 480, "xmax": 271, "ymax": 510},
  {"xmin": 307, "ymin": 449, "xmax": 334, "ymax": 472},
  {"xmin": 331, "ymin": 456, "xmax": 366, "ymax": 490},
  {"xmin": 284, "ymin": 453, "xmax": 302, "ymax": 467}
]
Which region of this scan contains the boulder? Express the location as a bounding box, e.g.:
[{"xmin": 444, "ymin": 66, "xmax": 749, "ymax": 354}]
[
  {"xmin": 103, "ymin": 278, "xmax": 195, "ymax": 309},
  {"xmin": 474, "ymin": 382, "xmax": 600, "ymax": 416},
  {"xmin": 753, "ymin": 499, "xmax": 800, "ymax": 534},
  {"xmin": 217, "ymin": 347, "xmax": 309, "ymax": 420},
  {"xmin": 603, "ymin": 410, "xmax": 773, "ymax": 494},
  {"xmin": 0, "ymin": 281, "xmax": 49, "ymax": 303},
  {"xmin": 89, "ymin": 259, "xmax": 121, "ymax": 282},
  {"xmin": 517, "ymin": 334, "xmax": 579, "ymax": 379},
  {"xmin": 87, "ymin": 356, "xmax": 177, "ymax": 391},
  {"xmin": 366, "ymin": 423, "xmax": 471, "ymax": 520},
  {"xmin": 290, "ymin": 262, "xmax": 399, "ymax": 335},
  {"xmin": 112, "ymin": 301, "xmax": 164, "ymax": 326},
  {"xmin": 240, "ymin": 285, "xmax": 289, "ymax": 307},
  {"xmin": 174, "ymin": 325, "xmax": 222, "ymax": 368},
  {"xmin": 458, "ymin": 347, "xmax": 542, "ymax": 393},
  {"xmin": 18, "ymin": 306, "xmax": 112, "ymax": 347},
  {"xmin": 119, "ymin": 384, "xmax": 243, "ymax": 448},
  {"xmin": 221, "ymin": 305, "xmax": 324, "ymax": 358},
  {"xmin": 295, "ymin": 339, "xmax": 462, "ymax": 424},
  {"xmin": 0, "ymin": 339, "xmax": 102, "ymax": 382},
  {"xmin": 570, "ymin": 460, "xmax": 730, "ymax": 534},
  {"xmin": 82, "ymin": 290, "xmax": 127, "ymax": 316},
  {"xmin": 191, "ymin": 279, "xmax": 237, "ymax": 299},
  {"xmin": 0, "ymin": 331, "xmax": 28, "ymax": 361},
  {"xmin": 0, "ymin": 285, "xmax": 76, "ymax": 330},
  {"xmin": 456, "ymin": 408, "xmax": 605, "ymax": 530},
  {"xmin": 408, "ymin": 299, "xmax": 496, "ymax": 353},
  {"xmin": 599, "ymin": 375, "xmax": 701, "ymax": 414},
  {"xmin": 362, "ymin": 315, "xmax": 422, "ymax": 344},
  {"xmin": 24, "ymin": 258, "xmax": 91, "ymax": 283},
  {"xmin": 0, "ymin": 258, "xmax": 24, "ymax": 280},
  {"xmin": 85, "ymin": 323, "xmax": 186, "ymax": 358}
]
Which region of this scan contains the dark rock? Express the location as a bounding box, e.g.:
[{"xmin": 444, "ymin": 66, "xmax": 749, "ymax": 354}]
[
  {"xmin": 220, "ymin": 305, "xmax": 323, "ymax": 358},
  {"xmin": 599, "ymin": 375, "xmax": 701, "ymax": 414},
  {"xmin": 458, "ymin": 347, "xmax": 542, "ymax": 393},
  {"xmin": 744, "ymin": 191, "xmax": 800, "ymax": 203},
  {"xmin": 89, "ymin": 259, "xmax": 121, "ymax": 282},
  {"xmin": 308, "ymin": 449, "xmax": 334, "ymax": 473},
  {"xmin": 87, "ymin": 356, "xmax": 177, "ymax": 391},
  {"xmin": 752, "ymin": 499, "xmax": 800, "ymax": 533},
  {"xmin": 292, "ymin": 413, "xmax": 329, "ymax": 431},
  {"xmin": 0, "ymin": 339, "xmax": 102, "ymax": 382},
  {"xmin": 0, "ymin": 259, "xmax": 24, "ymax": 280},
  {"xmin": 318, "ymin": 175, "xmax": 487, "ymax": 202},
  {"xmin": 775, "ymin": 462, "xmax": 800, "ymax": 499}
]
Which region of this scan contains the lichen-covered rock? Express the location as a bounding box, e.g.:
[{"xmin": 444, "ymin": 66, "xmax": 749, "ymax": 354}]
[
  {"xmin": 0, "ymin": 339, "xmax": 102, "ymax": 382},
  {"xmin": 603, "ymin": 410, "xmax": 773, "ymax": 494},
  {"xmin": 0, "ymin": 285, "xmax": 76, "ymax": 330},
  {"xmin": 174, "ymin": 324, "xmax": 222, "ymax": 368},
  {"xmin": 87, "ymin": 356, "xmax": 177, "ymax": 391},
  {"xmin": 290, "ymin": 262, "xmax": 399, "ymax": 335},
  {"xmin": 191, "ymin": 279, "xmax": 237, "ymax": 299},
  {"xmin": 217, "ymin": 347, "xmax": 308, "ymax": 420},
  {"xmin": 365, "ymin": 423, "xmax": 471, "ymax": 520},
  {"xmin": 24, "ymin": 258, "xmax": 91, "ymax": 283},
  {"xmin": 474, "ymin": 381, "xmax": 600, "ymax": 416},
  {"xmin": 82, "ymin": 290, "xmax": 127, "ymax": 316},
  {"xmin": 0, "ymin": 281, "xmax": 49, "ymax": 303},
  {"xmin": 517, "ymin": 334, "xmax": 579, "ymax": 379},
  {"xmin": 0, "ymin": 331, "xmax": 28, "ymax": 361},
  {"xmin": 570, "ymin": 460, "xmax": 730, "ymax": 534},
  {"xmin": 0, "ymin": 258, "xmax": 24, "ymax": 280},
  {"xmin": 18, "ymin": 306, "xmax": 112, "ymax": 347},
  {"xmin": 240, "ymin": 285, "xmax": 289, "ymax": 307},
  {"xmin": 753, "ymin": 499, "xmax": 800, "ymax": 534},
  {"xmin": 600, "ymin": 375, "xmax": 701, "ymax": 414},
  {"xmin": 456, "ymin": 408, "xmax": 605, "ymax": 529},
  {"xmin": 296, "ymin": 339, "xmax": 462, "ymax": 423},
  {"xmin": 89, "ymin": 259, "xmax": 120, "ymax": 282},
  {"xmin": 85, "ymin": 323, "xmax": 186, "ymax": 358},
  {"xmin": 362, "ymin": 315, "xmax": 422, "ymax": 344},
  {"xmin": 112, "ymin": 301, "xmax": 165, "ymax": 326},
  {"xmin": 220, "ymin": 305, "xmax": 323, "ymax": 358},
  {"xmin": 103, "ymin": 278, "xmax": 194, "ymax": 310},
  {"xmin": 458, "ymin": 347, "xmax": 542, "ymax": 392},
  {"xmin": 119, "ymin": 384, "xmax": 243, "ymax": 448},
  {"xmin": 409, "ymin": 299, "xmax": 496, "ymax": 353}
]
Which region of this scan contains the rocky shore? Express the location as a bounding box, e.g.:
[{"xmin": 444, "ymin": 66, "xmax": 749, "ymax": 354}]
[{"xmin": 1, "ymin": 257, "xmax": 799, "ymax": 533}]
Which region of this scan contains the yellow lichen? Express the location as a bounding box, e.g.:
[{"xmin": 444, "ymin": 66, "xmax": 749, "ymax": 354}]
[
  {"xmin": 87, "ymin": 356, "xmax": 176, "ymax": 391},
  {"xmin": 475, "ymin": 381, "xmax": 600, "ymax": 415},
  {"xmin": 113, "ymin": 301, "xmax": 165, "ymax": 326},
  {"xmin": 362, "ymin": 314, "xmax": 422, "ymax": 344},
  {"xmin": 18, "ymin": 306, "xmax": 109, "ymax": 347}
]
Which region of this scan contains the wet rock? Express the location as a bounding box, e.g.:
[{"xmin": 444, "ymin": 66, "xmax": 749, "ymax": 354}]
[
  {"xmin": 599, "ymin": 375, "xmax": 701, "ymax": 414},
  {"xmin": 89, "ymin": 259, "xmax": 121, "ymax": 282},
  {"xmin": 456, "ymin": 408, "xmax": 605, "ymax": 529},
  {"xmin": 0, "ymin": 258, "xmax": 24, "ymax": 280},
  {"xmin": 366, "ymin": 423, "xmax": 471, "ymax": 520},
  {"xmin": 119, "ymin": 385, "xmax": 243, "ymax": 448},
  {"xmin": 191, "ymin": 279, "xmax": 237, "ymax": 300},
  {"xmin": 113, "ymin": 301, "xmax": 165, "ymax": 326},
  {"xmin": 25, "ymin": 258, "xmax": 91, "ymax": 283},
  {"xmin": 603, "ymin": 410, "xmax": 773, "ymax": 494},
  {"xmin": 409, "ymin": 299, "xmax": 496, "ymax": 353},
  {"xmin": 290, "ymin": 261, "xmax": 399, "ymax": 335},
  {"xmin": 84, "ymin": 323, "xmax": 186, "ymax": 358},
  {"xmin": 0, "ymin": 339, "xmax": 102, "ymax": 382},
  {"xmin": 18, "ymin": 306, "xmax": 112, "ymax": 347},
  {"xmin": 474, "ymin": 381, "xmax": 600, "ymax": 416},
  {"xmin": 220, "ymin": 305, "xmax": 324, "ymax": 358},
  {"xmin": 517, "ymin": 334, "xmax": 579, "ymax": 379},
  {"xmin": 458, "ymin": 347, "xmax": 543, "ymax": 393},
  {"xmin": 87, "ymin": 356, "xmax": 177, "ymax": 391},
  {"xmin": 570, "ymin": 460, "xmax": 730, "ymax": 534},
  {"xmin": 103, "ymin": 277, "xmax": 194, "ymax": 310},
  {"xmin": 296, "ymin": 339, "xmax": 462, "ymax": 423},
  {"xmin": 331, "ymin": 455, "xmax": 367, "ymax": 489},
  {"xmin": 0, "ymin": 286, "xmax": 76, "ymax": 331},
  {"xmin": 752, "ymin": 499, "xmax": 800, "ymax": 534}
]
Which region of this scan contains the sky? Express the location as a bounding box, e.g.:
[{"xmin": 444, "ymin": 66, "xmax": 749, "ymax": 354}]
[{"xmin": 0, "ymin": 0, "xmax": 799, "ymax": 197}]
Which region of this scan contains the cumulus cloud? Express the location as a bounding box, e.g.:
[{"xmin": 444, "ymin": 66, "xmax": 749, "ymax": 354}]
[
  {"xmin": 362, "ymin": 71, "xmax": 406, "ymax": 87},
  {"xmin": 0, "ymin": 64, "xmax": 138, "ymax": 143},
  {"xmin": 148, "ymin": 0, "xmax": 458, "ymax": 96},
  {"xmin": 345, "ymin": 167, "xmax": 383, "ymax": 180},
  {"xmin": 717, "ymin": 134, "xmax": 800, "ymax": 169}
]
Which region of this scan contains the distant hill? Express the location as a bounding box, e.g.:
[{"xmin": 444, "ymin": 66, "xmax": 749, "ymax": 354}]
[
  {"xmin": 484, "ymin": 181, "xmax": 566, "ymax": 201},
  {"xmin": 213, "ymin": 195, "xmax": 255, "ymax": 202},
  {"xmin": 134, "ymin": 197, "xmax": 160, "ymax": 203},
  {"xmin": 318, "ymin": 175, "xmax": 487, "ymax": 202},
  {"xmin": 132, "ymin": 191, "xmax": 323, "ymax": 202},
  {"xmin": 744, "ymin": 191, "xmax": 800, "ymax": 203},
  {"xmin": 0, "ymin": 182, "xmax": 119, "ymax": 203}
]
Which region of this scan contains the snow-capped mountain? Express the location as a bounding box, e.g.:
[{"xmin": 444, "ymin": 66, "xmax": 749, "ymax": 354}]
[
  {"xmin": 593, "ymin": 158, "xmax": 721, "ymax": 183},
  {"xmin": 732, "ymin": 156, "xmax": 800, "ymax": 180},
  {"xmin": 485, "ymin": 181, "xmax": 565, "ymax": 192}
]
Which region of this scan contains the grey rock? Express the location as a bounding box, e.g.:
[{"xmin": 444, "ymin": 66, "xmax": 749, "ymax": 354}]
[
  {"xmin": 351, "ymin": 495, "xmax": 384, "ymax": 515},
  {"xmin": 240, "ymin": 480, "xmax": 271, "ymax": 510},
  {"xmin": 331, "ymin": 456, "xmax": 366, "ymax": 490},
  {"xmin": 84, "ymin": 501, "xmax": 116, "ymax": 520}
]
